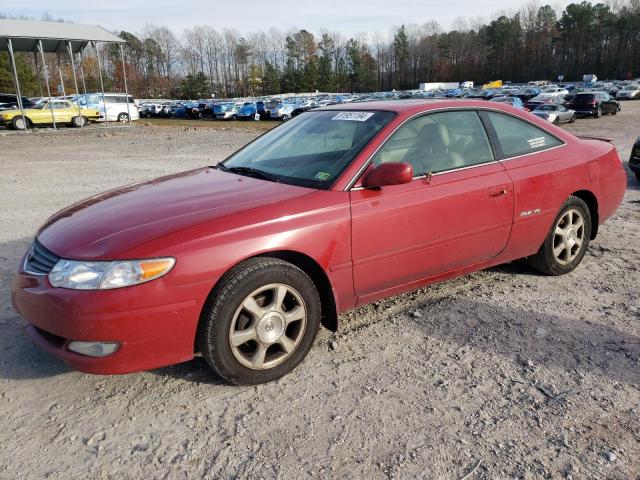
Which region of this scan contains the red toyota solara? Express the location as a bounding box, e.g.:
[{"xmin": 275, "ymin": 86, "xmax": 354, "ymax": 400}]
[{"xmin": 12, "ymin": 100, "xmax": 626, "ymax": 384}]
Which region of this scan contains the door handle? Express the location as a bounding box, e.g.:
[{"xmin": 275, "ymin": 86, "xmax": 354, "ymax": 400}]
[{"xmin": 489, "ymin": 185, "xmax": 509, "ymax": 198}]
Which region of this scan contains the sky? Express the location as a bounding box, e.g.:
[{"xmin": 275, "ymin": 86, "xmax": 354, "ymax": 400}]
[{"xmin": 2, "ymin": 0, "xmax": 574, "ymax": 37}]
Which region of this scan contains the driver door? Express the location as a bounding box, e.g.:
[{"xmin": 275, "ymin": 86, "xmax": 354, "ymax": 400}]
[{"xmin": 349, "ymin": 110, "xmax": 514, "ymax": 304}]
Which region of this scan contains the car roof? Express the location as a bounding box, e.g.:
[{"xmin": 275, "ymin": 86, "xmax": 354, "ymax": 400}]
[{"xmin": 317, "ymin": 99, "xmax": 515, "ymax": 115}]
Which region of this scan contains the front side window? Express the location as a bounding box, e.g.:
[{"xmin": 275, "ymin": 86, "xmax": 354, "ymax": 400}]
[
  {"xmin": 371, "ymin": 111, "xmax": 494, "ymax": 175},
  {"xmin": 222, "ymin": 110, "xmax": 395, "ymax": 189},
  {"xmin": 485, "ymin": 112, "xmax": 563, "ymax": 158}
]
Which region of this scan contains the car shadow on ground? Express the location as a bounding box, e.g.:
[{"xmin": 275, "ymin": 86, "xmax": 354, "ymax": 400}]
[
  {"xmin": 403, "ymin": 294, "xmax": 640, "ymax": 386},
  {"xmin": 151, "ymin": 356, "xmax": 228, "ymax": 385}
]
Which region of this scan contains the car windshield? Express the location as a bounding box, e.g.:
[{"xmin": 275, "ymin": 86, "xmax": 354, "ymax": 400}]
[
  {"xmin": 221, "ymin": 110, "xmax": 395, "ymax": 189},
  {"xmin": 624, "ymin": 86, "xmax": 637, "ymax": 90},
  {"xmin": 535, "ymin": 105, "xmax": 556, "ymax": 111}
]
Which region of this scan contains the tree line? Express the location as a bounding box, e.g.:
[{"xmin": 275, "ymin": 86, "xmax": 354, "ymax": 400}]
[{"xmin": 1, "ymin": 1, "xmax": 640, "ymax": 99}]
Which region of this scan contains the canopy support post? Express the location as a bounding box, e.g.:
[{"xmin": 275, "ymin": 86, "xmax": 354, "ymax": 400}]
[
  {"xmin": 33, "ymin": 52, "xmax": 44, "ymax": 98},
  {"xmin": 119, "ymin": 44, "xmax": 132, "ymax": 126},
  {"xmin": 57, "ymin": 51, "xmax": 66, "ymax": 98},
  {"xmin": 37, "ymin": 39, "xmax": 57, "ymax": 129},
  {"xmin": 7, "ymin": 38, "xmax": 28, "ymax": 132},
  {"xmin": 92, "ymin": 41, "xmax": 108, "ymax": 127},
  {"xmin": 78, "ymin": 50, "xmax": 87, "ymax": 94},
  {"xmin": 67, "ymin": 41, "xmax": 84, "ymax": 128}
]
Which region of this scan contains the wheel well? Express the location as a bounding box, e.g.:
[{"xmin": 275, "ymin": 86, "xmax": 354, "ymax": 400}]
[
  {"xmin": 257, "ymin": 251, "xmax": 338, "ymax": 332},
  {"xmin": 571, "ymin": 190, "xmax": 599, "ymax": 239}
]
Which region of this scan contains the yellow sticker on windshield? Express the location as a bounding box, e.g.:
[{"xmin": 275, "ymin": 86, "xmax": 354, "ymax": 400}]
[{"xmin": 315, "ymin": 172, "xmax": 331, "ymax": 180}]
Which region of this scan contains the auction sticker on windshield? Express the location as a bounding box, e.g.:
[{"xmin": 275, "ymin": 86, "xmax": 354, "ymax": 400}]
[{"xmin": 331, "ymin": 112, "xmax": 375, "ymax": 122}]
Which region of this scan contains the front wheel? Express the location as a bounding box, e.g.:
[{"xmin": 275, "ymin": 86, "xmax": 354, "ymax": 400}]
[
  {"xmin": 117, "ymin": 113, "xmax": 129, "ymax": 123},
  {"xmin": 527, "ymin": 196, "xmax": 591, "ymax": 275},
  {"xmin": 553, "ymin": 117, "xmax": 560, "ymax": 125},
  {"xmin": 198, "ymin": 257, "xmax": 321, "ymax": 385},
  {"xmin": 11, "ymin": 116, "xmax": 27, "ymax": 130},
  {"xmin": 595, "ymin": 107, "xmax": 602, "ymax": 118},
  {"xmin": 569, "ymin": 115, "xmax": 576, "ymax": 123}
]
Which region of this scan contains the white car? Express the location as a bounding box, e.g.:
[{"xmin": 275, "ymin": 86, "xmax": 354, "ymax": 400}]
[
  {"xmin": 76, "ymin": 93, "xmax": 140, "ymax": 122},
  {"xmin": 534, "ymin": 87, "xmax": 569, "ymax": 102},
  {"xmin": 616, "ymin": 85, "xmax": 640, "ymax": 100}
]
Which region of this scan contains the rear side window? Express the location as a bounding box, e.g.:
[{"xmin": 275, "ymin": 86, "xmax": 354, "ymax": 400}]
[{"xmin": 485, "ymin": 112, "xmax": 562, "ymax": 158}]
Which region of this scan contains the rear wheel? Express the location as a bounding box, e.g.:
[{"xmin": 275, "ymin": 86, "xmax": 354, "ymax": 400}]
[
  {"xmin": 528, "ymin": 196, "xmax": 591, "ymax": 275},
  {"xmin": 198, "ymin": 257, "xmax": 321, "ymax": 385},
  {"xmin": 635, "ymin": 171, "xmax": 640, "ymax": 182},
  {"xmin": 570, "ymin": 114, "xmax": 576, "ymax": 123},
  {"xmin": 71, "ymin": 115, "xmax": 86, "ymax": 128},
  {"xmin": 595, "ymin": 107, "xmax": 602, "ymax": 118},
  {"xmin": 553, "ymin": 117, "xmax": 560, "ymax": 125},
  {"xmin": 117, "ymin": 113, "xmax": 129, "ymax": 123}
]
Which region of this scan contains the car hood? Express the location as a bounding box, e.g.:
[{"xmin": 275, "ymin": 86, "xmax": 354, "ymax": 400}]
[{"xmin": 37, "ymin": 167, "xmax": 313, "ymax": 259}]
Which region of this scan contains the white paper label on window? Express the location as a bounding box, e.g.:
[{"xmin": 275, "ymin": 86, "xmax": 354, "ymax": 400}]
[{"xmin": 331, "ymin": 112, "xmax": 375, "ymax": 122}]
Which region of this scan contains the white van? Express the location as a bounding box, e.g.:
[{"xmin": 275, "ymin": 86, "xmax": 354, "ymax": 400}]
[{"xmin": 75, "ymin": 93, "xmax": 140, "ymax": 122}]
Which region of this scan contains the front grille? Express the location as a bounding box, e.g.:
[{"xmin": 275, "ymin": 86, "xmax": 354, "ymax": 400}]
[{"xmin": 24, "ymin": 239, "xmax": 61, "ymax": 275}]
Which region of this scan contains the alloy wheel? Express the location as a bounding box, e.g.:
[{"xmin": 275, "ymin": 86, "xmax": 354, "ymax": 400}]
[
  {"xmin": 553, "ymin": 208, "xmax": 585, "ymax": 265},
  {"xmin": 229, "ymin": 283, "xmax": 307, "ymax": 370}
]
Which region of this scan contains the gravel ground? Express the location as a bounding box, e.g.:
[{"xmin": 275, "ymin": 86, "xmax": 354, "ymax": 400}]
[{"xmin": 1, "ymin": 106, "xmax": 639, "ymax": 480}]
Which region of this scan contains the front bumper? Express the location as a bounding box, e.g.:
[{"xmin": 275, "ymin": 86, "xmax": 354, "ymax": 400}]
[{"xmin": 11, "ymin": 264, "xmax": 210, "ymax": 374}]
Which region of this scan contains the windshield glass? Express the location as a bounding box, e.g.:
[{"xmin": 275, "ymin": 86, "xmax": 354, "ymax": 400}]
[
  {"xmin": 535, "ymin": 105, "xmax": 556, "ymax": 111},
  {"xmin": 222, "ymin": 110, "xmax": 395, "ymax": 189}
]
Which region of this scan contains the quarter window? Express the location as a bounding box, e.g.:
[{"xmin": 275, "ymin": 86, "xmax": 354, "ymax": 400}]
[
  {"xmin": 371, "ymin": 111, "xmax": 494, "ymax": 175},
  {"xmin": 485, "ymin": 112, "xmax": 562, "ymax": 158}
]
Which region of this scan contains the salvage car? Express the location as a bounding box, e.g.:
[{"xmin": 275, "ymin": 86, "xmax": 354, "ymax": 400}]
[
  {"xmin": 489, "ymin": 96, "xmax": 525, "ymax": 110},
  {"xmin": 12, "ymin": 100, "xmax": 627, "ymax": 385},
  {"xmin": 616, "ymin": 85, "xmax": 640, "ymax": 100},
  {"xmin": 565, "ymin": 92, "xmax": 620, "ymax": 117},
  {"xmin": 0, "ymin": 99, "xmax": 101, "ymax": 129},
  {"xmin": 0, "ymin": 93, "xmax": 37, "ymax": 111},
  {"xmin": 237, "ymin": 101, "xmax": 266, "ymax": 120},
  {"xmin": 213, "ymin": 102, "xmax": 239, "ymax": 120},
  {"xmin": 530, "ymin": 103, "xmax": 576, "ymax": 125},
  {"xmin": 630, "ymin": 137, "xmax": 640, "ymax": 181}
]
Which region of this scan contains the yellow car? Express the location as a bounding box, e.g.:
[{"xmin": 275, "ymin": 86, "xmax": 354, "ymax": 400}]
[{"xmin": 0, "ymin": 99, "xmax": 102, "ymax": 130}]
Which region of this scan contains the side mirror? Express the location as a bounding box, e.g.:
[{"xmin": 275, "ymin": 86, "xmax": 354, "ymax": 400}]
[{"xmin": 363, "ymin": 162, "xmax": 414, "ymax": 188}]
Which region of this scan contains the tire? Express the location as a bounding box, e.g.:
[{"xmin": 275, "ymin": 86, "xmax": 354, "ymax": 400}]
[
  {"xmin": 71, "ymin": 116, "xmax": 85, "ymax": 128},
  {"xmin": 527, "ymin": 196, "xmax": 591, "ymax": 276},
  {"xmin": 595, "ymin": 107, "xmax": 602, "ymax": 118},
  {"xmin": 197, "ymin": 257, "xmax": 321, "ymax": 385},
  {"xmin": 570, "ymin": 115, "xmax": 576, "ymax": 123},
  {"xmin": 11, "ymin": 116, "xmax": 27, "ymax": 130},
  {"xmin": 282, "ymin": 114, "xmax": 290, "ymax": 121},
  {"xmin": 231, "ymin": 114, "xmax": 238, "ymax": 121},
  {"xmin": 611, "ymin": 108, "xmax": 617, "ymax": 116},
  {"xmin": 117, "ymin": 113, "xmax": 129, "ymax": 123},
  {"xmin": 635, "ymin": 171, "xmax": 640, "ymax": 182},
  {"xmin": 553, "ymin": 117, "xmax": 560, "ymax": 126}
]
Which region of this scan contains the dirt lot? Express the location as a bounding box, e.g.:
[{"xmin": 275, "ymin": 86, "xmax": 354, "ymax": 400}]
[{"xmin": 1, "ymin": 105, "xmax": 639, "ymax": 480}]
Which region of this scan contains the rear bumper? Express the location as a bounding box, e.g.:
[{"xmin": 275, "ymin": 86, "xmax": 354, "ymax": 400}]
[{"xmin": 11, "ymin": 268, "xmax": 209, "ymax": 374}]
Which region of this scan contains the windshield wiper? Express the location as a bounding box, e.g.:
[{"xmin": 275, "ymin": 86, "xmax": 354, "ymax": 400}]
[{"xmin": 215, "ymin": 164, "xmax": 281, "ymax": 183}]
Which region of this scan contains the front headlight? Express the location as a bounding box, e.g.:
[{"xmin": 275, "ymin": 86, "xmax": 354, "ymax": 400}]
[{"xmin": 48, "ymin": 258, "xmax": 175, "ymax": 290}]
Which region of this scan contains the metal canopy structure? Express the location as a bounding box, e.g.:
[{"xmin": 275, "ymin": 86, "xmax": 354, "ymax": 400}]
[
  {"xmin": 0, "ymin": 19, "xmax": 130, "ymax": 131},
  {"xmin": 0, "ymin": 19, "xmax": 124, "ymax": 53}
]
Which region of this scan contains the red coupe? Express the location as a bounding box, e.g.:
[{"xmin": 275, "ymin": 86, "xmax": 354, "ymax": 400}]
[{"xmin": 11, "ymin": 100, "xmax": 626, "ymax": 384}]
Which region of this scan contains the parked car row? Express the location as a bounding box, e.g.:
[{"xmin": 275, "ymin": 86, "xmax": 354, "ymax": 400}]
[{"xmin": 0, "ymin": 92, "xmax": 140, "ymax": 129}]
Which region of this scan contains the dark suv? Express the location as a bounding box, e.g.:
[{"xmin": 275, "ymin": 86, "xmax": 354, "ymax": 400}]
[
  {"xmin": 630, "ymin": 137, "xmax": 640, "ymax": 181},
  {"xmin": 565, "ymin": 92, "xmax": 620, "ymax": 118},
  {"xmin": 0, "ymin": 93, "xmax": 36, "ymax": 111}
]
